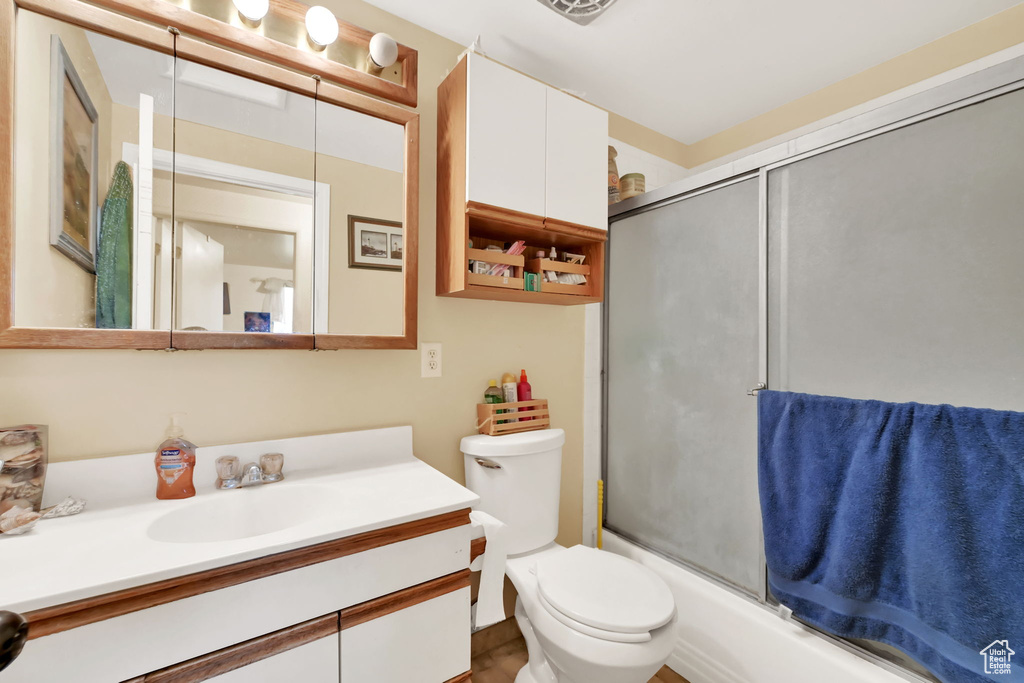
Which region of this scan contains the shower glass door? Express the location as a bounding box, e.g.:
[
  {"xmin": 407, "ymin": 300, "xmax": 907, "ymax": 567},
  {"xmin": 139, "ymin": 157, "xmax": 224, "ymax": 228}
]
[
  {"xmin": 767, "ymin": 86, "xmax": 1024, "ymax": 411},
  {"xmin": 605, "ymin": 178, "xmax": 763, "ymax": 594}
]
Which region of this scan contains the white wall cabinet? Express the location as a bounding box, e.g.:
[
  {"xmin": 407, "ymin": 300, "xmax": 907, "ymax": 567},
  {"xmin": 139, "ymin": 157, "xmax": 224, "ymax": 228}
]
[
  {"xmin": 464, "ymin": 52, "xmax": 608, "ymax": 230},
  {"xmin": 466, "ymin": 52, "xmax": 547, "ymax": 217},
  {"xmin": 545, "ymin": 88, "xmax": 608, "ymax": 230}
]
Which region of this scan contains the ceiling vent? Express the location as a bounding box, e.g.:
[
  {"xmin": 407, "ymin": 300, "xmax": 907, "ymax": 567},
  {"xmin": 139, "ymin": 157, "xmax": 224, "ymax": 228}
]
[{"xmin": 537, "ymin": 0, "xmax": 617, "ymax": 26}]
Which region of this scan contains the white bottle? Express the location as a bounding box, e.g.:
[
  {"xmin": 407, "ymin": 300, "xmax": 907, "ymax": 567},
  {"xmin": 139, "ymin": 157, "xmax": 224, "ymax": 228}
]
[{"xmin": 501, "ymin": 372, "xmax": 518, "ymax": 423}]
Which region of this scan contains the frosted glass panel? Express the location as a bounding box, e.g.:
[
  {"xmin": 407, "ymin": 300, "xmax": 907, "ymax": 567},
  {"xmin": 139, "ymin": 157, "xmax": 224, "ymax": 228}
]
[
  {"xmin": 606, "ymin": 179, "xmax": 761, "ymax": 592},
  {"xmin": 768, "ymin": 87, "xmax": 1024, "ymax": 411}
]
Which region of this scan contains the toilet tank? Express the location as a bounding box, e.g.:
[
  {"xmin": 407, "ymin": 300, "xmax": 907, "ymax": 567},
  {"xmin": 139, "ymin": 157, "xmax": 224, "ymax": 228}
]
[{"xmin": 461, "ymin": 428, "xmax": 565, "ymax": 555}]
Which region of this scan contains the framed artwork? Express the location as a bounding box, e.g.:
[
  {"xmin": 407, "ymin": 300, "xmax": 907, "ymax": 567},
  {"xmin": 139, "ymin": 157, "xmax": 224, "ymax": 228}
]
[
  {"xmin": 50, "ymin": 36, "xmax": 99, "ymax": 273},
  {"xmin": 348, "ymin": 215, "xmax": 403, "ymax": 271},
  {"xmin": 244, "ymin": 311, "xmax": 271, "ymax": 332}
]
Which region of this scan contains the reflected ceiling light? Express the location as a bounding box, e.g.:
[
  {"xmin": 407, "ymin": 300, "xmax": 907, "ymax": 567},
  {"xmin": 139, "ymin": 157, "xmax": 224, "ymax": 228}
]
[
  {"xmin": 305, "ymin": 6, "xmax": 339, "ymax": 49},
  {"xmin": 232, "ymin": 0, "xmax": 269, "ymax": 25},
  {"xmin": 368, "ymin": 33, "xmax": 398, "ymax": 69}
]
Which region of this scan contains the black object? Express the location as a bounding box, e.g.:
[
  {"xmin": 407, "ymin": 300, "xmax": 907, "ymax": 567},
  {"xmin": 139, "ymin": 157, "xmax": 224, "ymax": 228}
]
[{"xmin": 0, "ymin": 611, "xmax": 28, "ymax": 672}]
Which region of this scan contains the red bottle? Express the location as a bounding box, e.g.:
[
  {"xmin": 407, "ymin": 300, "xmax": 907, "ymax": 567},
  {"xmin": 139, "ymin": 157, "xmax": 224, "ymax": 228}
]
[{"xmin": 517, "ymin": 369, "xmax": 533, "ymax": 420}]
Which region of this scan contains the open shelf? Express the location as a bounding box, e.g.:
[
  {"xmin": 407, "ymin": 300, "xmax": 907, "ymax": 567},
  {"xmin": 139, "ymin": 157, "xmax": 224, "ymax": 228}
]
[{"xmin": 437, "ymin": 201, "xmax": 605, "ymax": 305}]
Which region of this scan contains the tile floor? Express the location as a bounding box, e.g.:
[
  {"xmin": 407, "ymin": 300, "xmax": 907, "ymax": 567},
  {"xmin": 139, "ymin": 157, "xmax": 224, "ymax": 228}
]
[{"xmin": 470, "ymin": 635, "xmax": 690, "ymax": 683}]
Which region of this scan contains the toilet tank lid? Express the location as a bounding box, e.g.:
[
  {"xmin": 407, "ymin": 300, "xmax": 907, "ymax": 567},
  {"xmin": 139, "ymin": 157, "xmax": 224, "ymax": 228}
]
[{"xmin": 460, "ymin": 428, "xmax": 565, "ymax": 457}]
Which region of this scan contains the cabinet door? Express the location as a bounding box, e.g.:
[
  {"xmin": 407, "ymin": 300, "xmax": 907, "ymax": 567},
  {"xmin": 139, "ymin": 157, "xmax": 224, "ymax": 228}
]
[
  {"xmin": 546, "ymin": 88, "xmax": 608, "ymax": 230},
  {"xmin": 208, "ymin": 636, "xmax": 339, "ymax": 683},
  {"xmin": 340, "ymin": 587, "xmax": 470, "ymax": 683},
  {"xmin": 466, "ymin": 53, "xmax": 547, "ymax": 216}
]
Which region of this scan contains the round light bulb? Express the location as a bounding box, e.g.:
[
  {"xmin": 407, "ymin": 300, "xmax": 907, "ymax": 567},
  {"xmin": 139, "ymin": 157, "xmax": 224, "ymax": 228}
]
[
  {"xmin": 232, "ymin": 0, "xmax": 269, "ymax": 23},
  {"xmin": 305, "ymin": 6, "xmax": 339, "ymax": 48},
  {"xmin": 368, "ymin": 32, "xmax": 398, "ymax": 69}
]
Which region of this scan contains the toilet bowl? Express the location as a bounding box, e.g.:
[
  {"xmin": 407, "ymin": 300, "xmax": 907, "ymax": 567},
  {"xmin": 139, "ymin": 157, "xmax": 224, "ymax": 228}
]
[{"xmin": 461, "ymin": 429, "xmax": 678, "ymax": 683}]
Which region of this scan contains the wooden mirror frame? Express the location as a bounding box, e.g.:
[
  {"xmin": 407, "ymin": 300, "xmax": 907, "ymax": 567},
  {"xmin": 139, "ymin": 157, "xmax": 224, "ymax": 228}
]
[{"xmin": 0, "ymin": 0, "xmax": 419, "ymax": 350}]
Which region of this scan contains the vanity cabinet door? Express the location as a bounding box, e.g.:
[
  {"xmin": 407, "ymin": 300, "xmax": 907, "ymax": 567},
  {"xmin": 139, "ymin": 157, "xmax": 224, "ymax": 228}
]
[
  {"xmin": 340, "ymin": 587, "xmax": 470, "ymax": 683},
  {"xmin": 545, "ymin": 88, "xmax": 609, "ymax": 230},
  {"xmin": 466, "ymin": 52, "xmax": 547, "ymax": 217}
]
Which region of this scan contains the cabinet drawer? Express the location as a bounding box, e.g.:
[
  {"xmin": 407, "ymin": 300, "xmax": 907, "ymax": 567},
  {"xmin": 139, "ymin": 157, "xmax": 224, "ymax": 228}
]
[
  {"xmin": 127, "ymin": 614, "xmax": 340, "ymax": 683},
  {"xmin": 208, "ymin": 637, "xmax": 338, "ymax": 683},
  {"xmin": 341, "ymin": 586, "xmax": 471, "ymax": 683},
  {"xmin": 8, "ymin": 524, "xmax": 470, "ymax": 683}
]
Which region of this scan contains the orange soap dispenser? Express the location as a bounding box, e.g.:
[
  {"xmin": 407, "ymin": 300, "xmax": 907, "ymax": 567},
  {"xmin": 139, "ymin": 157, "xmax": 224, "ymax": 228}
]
[{"xmin": 155, "ymin": 414, "xmax": 196, "ymax": 500}]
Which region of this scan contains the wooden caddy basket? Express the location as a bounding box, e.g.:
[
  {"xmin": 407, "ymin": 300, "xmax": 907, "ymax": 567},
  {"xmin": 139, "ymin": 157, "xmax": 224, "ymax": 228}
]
[
  {"xmin": 476, "ymin": 399, "xmax": 551, "ymax": 436},
  {"xmin": 526, "ymin": 258, "xmax": 593, "ymax": 296}
]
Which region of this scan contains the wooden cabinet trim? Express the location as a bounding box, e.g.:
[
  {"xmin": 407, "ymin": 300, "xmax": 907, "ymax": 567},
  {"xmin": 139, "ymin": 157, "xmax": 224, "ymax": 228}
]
[
  {"xmin": 470, "ymin": 537, "xmax": 486, "ymax": 564},
  {"xmin": 436, "ymin": 56, "xmax": 468, "ymax": 297},
  {"xmin": 543, "ymin": 217, "xmax": 608, "ymax": 243},
  {"xmin": 169, "ymin": 331, "xmax": 315, "ymax": 351},
  {"xmin": 0, "ymin": 327, "xmax": 171, "ymax": 350},
  {"xmin": 340, "ymin": 569, "xmax": 470, "ymax": 630},
  {"xmin": 80, "ymin": 0, "xmax": 417, "ymax": 107},
  {"xmin": 1, "ymin": 1, "xmax": 419, "ymax": 351},
  {"xmin": 127, "ymin": 613, "xmax": 339, "ymax": 683},
  {"xmin": 25, "ymin": 508, "xmax": 471, "ymax": 640},
  {"xmin": 16, "ymin": 0, "xmax": 173, "ymax": 53}
]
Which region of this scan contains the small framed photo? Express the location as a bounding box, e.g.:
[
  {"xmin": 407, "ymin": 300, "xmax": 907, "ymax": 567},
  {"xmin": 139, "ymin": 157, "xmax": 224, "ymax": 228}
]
[
  {"xmin": 348, "ymin": 215, "xmax": 403, "ymax": 271},
  {"xmin": 50, "ymin": 36, "xmax": 99, "ymax": 273},
  {"xmin": 244, "ymin": 311, "xmax": 271, "ymax": 332}
]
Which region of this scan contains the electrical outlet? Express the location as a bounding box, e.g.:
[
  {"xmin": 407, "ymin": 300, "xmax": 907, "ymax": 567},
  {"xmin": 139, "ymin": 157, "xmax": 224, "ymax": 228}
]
[{"xmin": 421, "ymin": 342, "xmax": 442, "ymax": 378}]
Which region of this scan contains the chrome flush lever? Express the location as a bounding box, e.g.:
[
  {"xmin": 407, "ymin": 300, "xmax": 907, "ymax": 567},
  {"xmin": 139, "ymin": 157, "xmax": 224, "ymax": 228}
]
[
  {"xmin": 747, "ymin": 382, "xmax": 767, "ymax": 396},
  {"xmin": 474, "ymin": 457, "xmax": 502, "ymax": 470}
]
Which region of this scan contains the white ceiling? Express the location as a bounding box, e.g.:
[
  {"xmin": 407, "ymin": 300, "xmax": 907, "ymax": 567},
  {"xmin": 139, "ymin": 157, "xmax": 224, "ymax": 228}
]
[{"xmin": 363, "ymin": 0, "xmax": 1020, "ymax": 144}]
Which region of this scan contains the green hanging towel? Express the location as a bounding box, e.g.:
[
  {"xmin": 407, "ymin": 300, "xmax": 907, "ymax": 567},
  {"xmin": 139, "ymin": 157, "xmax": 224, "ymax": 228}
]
[{"xmin": 96, "ymin": 161, "xmax": 133, "ymax": 329}]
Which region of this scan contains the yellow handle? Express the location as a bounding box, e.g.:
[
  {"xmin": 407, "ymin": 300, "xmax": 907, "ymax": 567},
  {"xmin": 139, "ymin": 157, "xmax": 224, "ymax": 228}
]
[{"xmin": 597, "ymin": 479, "xmax": 604, "ymax": 550}]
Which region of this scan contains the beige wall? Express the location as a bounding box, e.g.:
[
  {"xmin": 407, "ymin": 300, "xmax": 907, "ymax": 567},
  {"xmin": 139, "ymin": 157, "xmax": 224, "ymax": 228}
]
[
  {"xmin": 13, "ymin": 12, "xmax": 114, "ymax": 328},
  {"xmin": 1, "ymin": 0, "xmax": 586, "ymax": 548},
  {"xmin": 320, "ymin": 155, "xmax": 404, "ymax": 336},
  {"xmin": 611, "ymin": 2, "xmax": 1024, "ymax": 169}
]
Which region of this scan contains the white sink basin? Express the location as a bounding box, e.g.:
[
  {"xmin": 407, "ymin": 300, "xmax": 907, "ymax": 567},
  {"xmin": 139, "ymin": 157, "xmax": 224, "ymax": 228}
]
[{"xmin": 147, "ymin": 484, "xmax": 336, "ymax": 543}]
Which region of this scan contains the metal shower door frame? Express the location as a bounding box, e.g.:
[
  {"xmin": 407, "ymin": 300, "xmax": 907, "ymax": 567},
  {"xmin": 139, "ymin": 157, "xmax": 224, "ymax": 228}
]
[{"xmin": 602, "ymin": 50, "xmax": 1024, "ymax": 683}]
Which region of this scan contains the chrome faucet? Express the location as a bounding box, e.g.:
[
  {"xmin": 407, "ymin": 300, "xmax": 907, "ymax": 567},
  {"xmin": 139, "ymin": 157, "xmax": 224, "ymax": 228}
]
[
  {"xmin": 239, "ymin": 462, "xmax": 264, "ymax": 487},
  {"xmin": 216, "ymin": 453, "xmax": 284, "ymax": 490}
]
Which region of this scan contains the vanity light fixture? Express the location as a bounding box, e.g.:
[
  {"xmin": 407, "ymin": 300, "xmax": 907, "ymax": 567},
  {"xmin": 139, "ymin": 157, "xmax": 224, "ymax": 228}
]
[
  {"xmin": 232, "ymin": 0, "xmax": 269, "ymax": 26},
  {"xmin": 305, "ymin": 5, "xmax": 339, "ymax": 50},
  {"xmin": 367, "ymin": 32, "xmax": 398, "ymax": 73}
]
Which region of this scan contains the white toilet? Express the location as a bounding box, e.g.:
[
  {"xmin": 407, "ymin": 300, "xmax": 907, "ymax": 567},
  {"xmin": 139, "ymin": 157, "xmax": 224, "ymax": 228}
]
[{"xmin": 461, "ymin": 428, "xmax": 678, "ymax": 683}]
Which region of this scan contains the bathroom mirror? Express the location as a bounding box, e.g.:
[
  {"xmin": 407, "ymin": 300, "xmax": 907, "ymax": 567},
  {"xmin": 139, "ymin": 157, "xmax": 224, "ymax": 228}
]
[
  {"xmin": 8, "ymin": 10, "xmax": 175, "ymax": 346},
  {"xmin": 170, "ymin": 57, "xmax": 316, "ymax": 348},
  {"xmin": 314, "ymin": 98, "xmax": 406, "ymax": 338},
  {"xmin": 0, "ymin": 3, "xmax": 419, "ymax": 350}
]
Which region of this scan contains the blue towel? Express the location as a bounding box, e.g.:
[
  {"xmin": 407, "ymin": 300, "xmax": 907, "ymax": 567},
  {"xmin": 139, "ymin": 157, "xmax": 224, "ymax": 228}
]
[{"xmin": 759, "ymin": 390, "xmax": 1024, "ymax": 683}]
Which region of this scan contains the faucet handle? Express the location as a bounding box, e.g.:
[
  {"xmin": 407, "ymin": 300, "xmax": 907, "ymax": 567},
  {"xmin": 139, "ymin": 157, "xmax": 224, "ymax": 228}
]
[
  {"xmin": 260, "ymin": 453, "xmax": 284, "ymax": 483},
  {"xmin": 215, "ymin": 456, "xmax": 241, "ymax": 489}
]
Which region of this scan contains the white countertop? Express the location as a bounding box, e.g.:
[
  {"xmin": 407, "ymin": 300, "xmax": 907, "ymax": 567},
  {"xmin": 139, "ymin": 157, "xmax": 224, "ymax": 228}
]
[{"xmin": 0, "ymin": 427, "xmax": 478, "ymax": 614}]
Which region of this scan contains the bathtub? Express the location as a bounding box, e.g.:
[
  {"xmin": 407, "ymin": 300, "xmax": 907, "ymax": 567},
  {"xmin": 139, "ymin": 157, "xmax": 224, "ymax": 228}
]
[{"xmin": 602, "ymin": 530, "xmax": 912, "ymax": 683}]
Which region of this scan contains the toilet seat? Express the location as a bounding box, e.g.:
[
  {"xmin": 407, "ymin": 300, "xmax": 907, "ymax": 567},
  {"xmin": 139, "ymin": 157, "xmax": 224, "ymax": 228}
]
[
  {"xmin": 534, "ymin": 546, "xmax": 675, "ymax": 642},
  {"xmin": 537, "ymin": 590, "xmax": 653, "ymax": 643}
]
